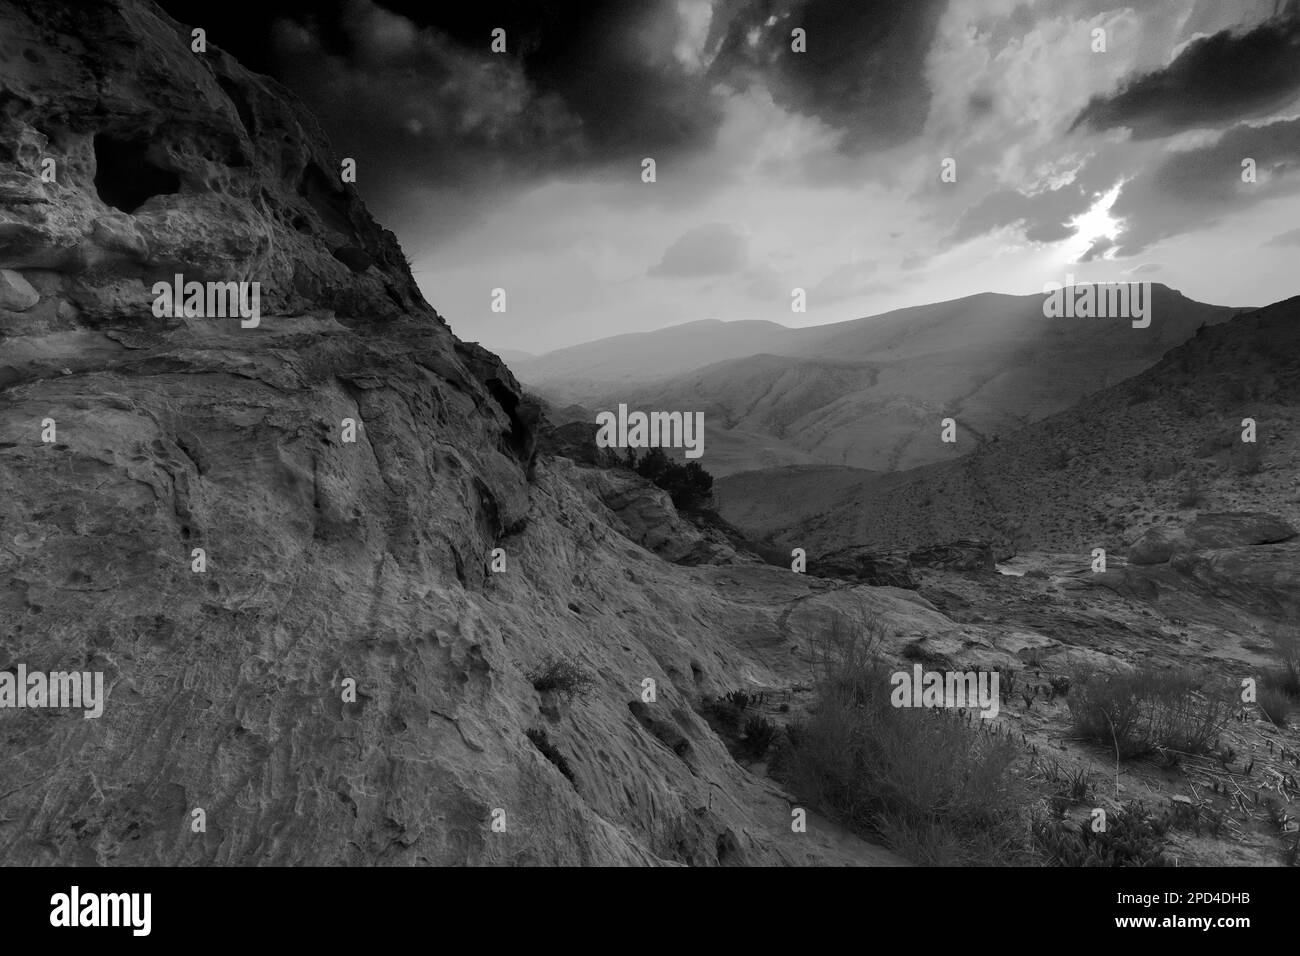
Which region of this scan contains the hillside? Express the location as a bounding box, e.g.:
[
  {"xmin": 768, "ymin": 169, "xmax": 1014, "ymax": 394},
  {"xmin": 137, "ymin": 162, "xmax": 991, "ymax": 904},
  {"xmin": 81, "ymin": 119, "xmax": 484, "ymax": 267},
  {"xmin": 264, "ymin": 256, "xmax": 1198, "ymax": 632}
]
[
  {"xmin": 525, "ymin": 288, "xmax": 1242, "ymax": 476},
  {"xmin": 510, "ymin": 318, "xmax": 802, "ymax": 403},
  {"xmin": 717, "ymin": 295, "xmax": 1300, "ymax": 558}
]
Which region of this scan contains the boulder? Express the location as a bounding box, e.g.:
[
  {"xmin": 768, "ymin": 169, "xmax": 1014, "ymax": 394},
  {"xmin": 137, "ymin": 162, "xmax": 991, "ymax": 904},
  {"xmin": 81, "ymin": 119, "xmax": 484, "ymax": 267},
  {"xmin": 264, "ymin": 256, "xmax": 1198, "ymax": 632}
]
[
  {"xmin": 538, "ymin": 420, "xmax": 602, "ymax": 465},
  {"xmin": 1129, "ymin": 513, "xmax": 1295, "ymax": 564},
  {"xmin": 809, "ymin": 547, "xmax": 919, "ymax": 589},
  {"xmin": 0, "ymin": 268, "xmax": 39, "ymax": 310},
  {"xmin": 909, "ymin": 539, "xmax": 996, "ymax": 572},
  {"xmin": 1170, "ymin": 542, "xmax": 1300, "ymax": 620}
]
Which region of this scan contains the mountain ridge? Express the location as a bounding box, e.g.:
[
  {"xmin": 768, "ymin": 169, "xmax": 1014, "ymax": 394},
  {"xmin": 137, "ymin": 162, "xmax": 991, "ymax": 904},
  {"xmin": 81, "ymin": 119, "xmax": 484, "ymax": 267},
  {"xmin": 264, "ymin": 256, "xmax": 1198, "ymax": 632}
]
[
  {"xmin": 717, "ymin": 293, "xmax": 1300, "ymax": 558},
  {"xmin": 526, "ymin": 285, "xmax": 1244, "ymax": 475}
]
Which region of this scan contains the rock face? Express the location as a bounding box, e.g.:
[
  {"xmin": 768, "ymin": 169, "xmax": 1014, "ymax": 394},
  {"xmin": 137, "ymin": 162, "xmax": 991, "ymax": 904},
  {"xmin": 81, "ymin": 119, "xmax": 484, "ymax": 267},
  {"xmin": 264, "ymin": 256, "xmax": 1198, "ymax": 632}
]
[
  {"xmin": 809, "ymin": 547, "xmax": 919, "ymax": 589},
  {"xmin": 536, "ymin": 420, "xmax": 602, "ymax": 466},
  {"xmin": 1169, "ymin": 543, "xmax": 1300, "ymax": 621},
  {"xmin": 908, "ymin": 540, "xmax": 995, "ymax": 573},
  {"xmin": 808, "ymin": 540, "xmax": 994, "ymax": 587},
  {"xmin": 1128, "ymin": 513, "xmax": 1296, "ymax": 565},
  {"xmin": 0, "ymin": 268, "xmax": 39, "ymax": 311},
  {"xmin": 0, "ymin": 1, "xmax": 914, "ymax": 866},
  {"xmin": 0, "ymin": 0, "xmax": 425, "ymax": 327}
]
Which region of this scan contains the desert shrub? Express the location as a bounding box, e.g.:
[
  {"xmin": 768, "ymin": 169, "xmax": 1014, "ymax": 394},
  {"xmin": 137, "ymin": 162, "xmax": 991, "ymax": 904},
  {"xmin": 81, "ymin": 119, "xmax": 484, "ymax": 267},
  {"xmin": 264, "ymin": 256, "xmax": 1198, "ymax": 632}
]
[
  {"xmin": 1068, "ymin": 666, "xmax": 1232, "ymax": 759},
  {"xmin": 1267, "ymin": 630, "xmax": 1300, "ymax": 695},
  {"xmin": 1033, "ymin": 800, "xmax": 1170, "ymax": 866},
  {"xmin": 525, "ymin": 728, "xmax": 575, "ymax": 784},
  {"xmin": 702, "ymin": 688, "xmax": 767, "ymax": 732},
  {"xmin": 1266, "ymin": 660, "xmax": 1300, "ymax": 699},
  {"xmin": 1068, "ymin": 667, "xmax": 1145, "ymax": 756},
  {"xmin": 723, "ymin": 689, "xmax": 757, "ymax": 710},
  {"xmin": 625, "ymin": 448, "xmax": 714, "ymax": 511},
  {"xmin": 700, "ymin": 701, "xmax": 737, "ymax": 734},
  {"xmin": 772, "ymin": 614, "xmax": 1032, "ymax": 865},
  {"xmin": 1259, "ymin": 685, "xmax": 1292, "ymax": 726},
  {"xmin": 526, "ymin": 656, "xmax": 595, "ymax": 702},
  {"xmin": 741, "ymin": 715, "xmax": 776, "ymax": 757}
]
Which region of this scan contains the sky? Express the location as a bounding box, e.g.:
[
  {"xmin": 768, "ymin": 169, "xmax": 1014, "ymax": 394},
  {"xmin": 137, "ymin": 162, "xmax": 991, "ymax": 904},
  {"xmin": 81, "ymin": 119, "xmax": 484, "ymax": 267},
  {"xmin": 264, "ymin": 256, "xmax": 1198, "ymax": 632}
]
[{"xmin": 162, "ymin": 0, "xmax": 1300, "ymax": 354}]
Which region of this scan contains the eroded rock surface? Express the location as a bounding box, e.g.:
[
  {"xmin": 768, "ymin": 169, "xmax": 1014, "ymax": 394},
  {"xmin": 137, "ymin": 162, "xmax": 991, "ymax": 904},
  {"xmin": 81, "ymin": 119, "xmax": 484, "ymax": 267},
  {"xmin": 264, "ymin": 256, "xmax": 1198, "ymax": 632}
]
[{"xmin": 1128, "ymin": 512, "xmax": 1295, "ymax": 565}]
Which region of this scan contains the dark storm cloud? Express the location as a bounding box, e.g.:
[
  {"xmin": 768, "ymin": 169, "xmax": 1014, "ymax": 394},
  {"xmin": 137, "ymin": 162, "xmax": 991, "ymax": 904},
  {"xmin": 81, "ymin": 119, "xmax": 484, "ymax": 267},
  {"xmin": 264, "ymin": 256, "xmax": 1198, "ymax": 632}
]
[
  {"xmin": 706, "ymin": 0, "xmax": 949, "ymax": 151},
  {"xmin": 267, "ymin": 0, "xmax": 725, "ymax": 192},
  {"xmin": 1109, "ymin": 116, "xmax": 1300, "ymax": 255},
  {"xmin": 1071, "ymin": 7, "xmax": 1300, "ymax": 139},
  {"xmin": 948, "ymin": 183, "xmax": 1091, "ymax": 245},
  {"xmin": 160, "ymin": 0, "xmax": 948, "ymax": 230}
]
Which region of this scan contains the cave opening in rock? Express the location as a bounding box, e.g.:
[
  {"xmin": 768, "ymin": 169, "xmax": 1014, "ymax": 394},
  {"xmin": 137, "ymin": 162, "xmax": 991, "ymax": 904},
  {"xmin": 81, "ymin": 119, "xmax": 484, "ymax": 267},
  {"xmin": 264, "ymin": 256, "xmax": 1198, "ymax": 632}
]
[{"xmin": 93, "ymin": 133, "xmax": 180, "ymax": 213}]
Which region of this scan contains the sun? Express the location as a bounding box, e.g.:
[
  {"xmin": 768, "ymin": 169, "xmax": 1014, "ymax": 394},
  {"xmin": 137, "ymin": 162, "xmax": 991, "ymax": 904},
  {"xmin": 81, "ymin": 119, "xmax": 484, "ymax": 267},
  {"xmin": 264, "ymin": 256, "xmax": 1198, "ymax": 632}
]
[{"xmin": 1062, "ymin": 181, "xmax": 1124, "ymax": 263}]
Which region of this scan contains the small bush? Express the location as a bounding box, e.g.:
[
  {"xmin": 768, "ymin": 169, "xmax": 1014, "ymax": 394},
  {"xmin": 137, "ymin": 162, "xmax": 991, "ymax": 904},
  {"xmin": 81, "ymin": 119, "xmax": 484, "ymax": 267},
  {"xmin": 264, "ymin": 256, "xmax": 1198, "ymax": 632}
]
[
  {"xmin": 1259, "ymin": 686, "xmax": 1293, "ymax": 726},
  {"xmin": 773, "ymin": 614, "xmax": 1032, "ymax": 865},
  {"xmin": 525, "ymin": 728, "xmax": 575, "ymax": 784},
  {"xmin": 1033, "ymin": 800, "xmax": 1170, "ymax": 866},
  {"xmin": 1265, "ymin": 634, "xmax": 1300, "ymax": 698},
  {"xmin": 1260, "ymin": 631, "xmax": 1300, "ymax": 726},
  {"xmin": 702, "ymin": 689, "xmax": 767, "ymax": 734},
  {"xmin": 624, "ymin": 447, "xmax": 714, "ymax": 511},
  {"xmin": 1068, "ymin": 666, "xmax": 1232, "ymax": 759},
  {"xmin": 526, "ymin": 656, "xmax": 595, "ymax": 702},
  {"xmin": 723, "ymin": 689, "xmax": 756, "ymax": 711},
  {"xmin": 741, "ymin": 715, "xmax": 776, "ymax": 757}
]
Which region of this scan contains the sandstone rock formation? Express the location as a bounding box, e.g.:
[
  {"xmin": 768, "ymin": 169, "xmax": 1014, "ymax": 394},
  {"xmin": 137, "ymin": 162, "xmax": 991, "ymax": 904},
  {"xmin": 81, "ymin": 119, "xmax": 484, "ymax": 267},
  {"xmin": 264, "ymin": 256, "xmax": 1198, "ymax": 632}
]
[
  {"xmin": 908, "ymin": 539, "xmax": 995, "ymax": 573},
  {"xmin": 808, "ymin": 547, "xmax": 919, "ymax": 589},
  {"xmin": 1127, "ymin": 512, "xmax": 1295, "ymax": 565}
]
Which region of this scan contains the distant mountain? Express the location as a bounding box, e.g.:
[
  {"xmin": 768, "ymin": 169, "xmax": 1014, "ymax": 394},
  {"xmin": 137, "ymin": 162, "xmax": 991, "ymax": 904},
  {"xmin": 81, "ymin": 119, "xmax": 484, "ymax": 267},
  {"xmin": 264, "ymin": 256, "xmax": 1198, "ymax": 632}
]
[
  {"xmin": 509, "ymin": 319, "xmax": 803, "ymax": 403},
  {"xmin": 519, "ymin": 286, "xmax": 1243, "ymax": 476},
  {"xmin": 716, "ymin": 294, "xmax": 1300, "ymax": 557}
]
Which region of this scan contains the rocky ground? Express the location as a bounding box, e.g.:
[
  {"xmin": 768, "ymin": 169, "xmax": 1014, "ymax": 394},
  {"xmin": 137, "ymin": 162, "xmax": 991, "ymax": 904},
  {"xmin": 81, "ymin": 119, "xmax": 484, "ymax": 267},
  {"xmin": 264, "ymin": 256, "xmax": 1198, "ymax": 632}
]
[{"xmin": 707, "ymin": 276, "xmax": 1300, "ymax": 867}]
